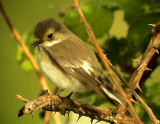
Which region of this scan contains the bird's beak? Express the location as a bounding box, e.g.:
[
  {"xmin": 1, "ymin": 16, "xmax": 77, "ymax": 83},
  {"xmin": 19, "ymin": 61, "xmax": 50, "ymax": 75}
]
[{"xmin": 32, "ymin": 41, "xmax": 42, "ymax": 47}]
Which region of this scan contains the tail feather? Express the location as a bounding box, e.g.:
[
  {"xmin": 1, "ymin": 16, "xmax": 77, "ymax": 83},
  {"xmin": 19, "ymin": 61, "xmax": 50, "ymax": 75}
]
[
  {"xmin": 101, "ymin": 85, "xmax": 128, "ymax": 109},
  {"xmin": 95, "ymin": 72, "xmax": 129, "ymax": 109}
]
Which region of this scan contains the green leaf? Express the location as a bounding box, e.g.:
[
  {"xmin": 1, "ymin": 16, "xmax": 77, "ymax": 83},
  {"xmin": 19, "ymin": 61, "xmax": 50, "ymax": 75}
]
[
  {"xmin": 16, "ymin": 31, "xmax": 36, "ymax": 71},
  {"xmin": 101, "ymin": 0, "xmax": 121, "ymax": 10},
  {"xmin": 104, "ymin": 37, "xmax": 128, "ymax": 64},
  {"xmin": 127, "ymin": 13, "xmax": 160, "ymax": 56},
  {"xmin": 141, "ymin": 0, "xmax": 160, "ymax": 13},
  {"xmin": 118, "ymin": 0, "xmax": 144, "ymax": 24},
  {"xmin": 64, "ymin": 11, "xmax": 87, "ymax": 40},
  {"xmin": 64, "ymin": 0, "xmax": 113, "ymax": 41}
]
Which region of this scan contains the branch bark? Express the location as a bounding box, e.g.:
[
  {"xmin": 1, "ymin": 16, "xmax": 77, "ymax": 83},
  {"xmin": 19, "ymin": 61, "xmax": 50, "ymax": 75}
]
[
  {"xmin": 16, "ymin": 91, "xmax": 136, "ymax": 124},
  {"xmin": 129, "ymin": 23, "xmax": 160, "ymax": 91},
  {"xmin": 128, "ymin": 22, "xmax": 160, "ymax": 124}
]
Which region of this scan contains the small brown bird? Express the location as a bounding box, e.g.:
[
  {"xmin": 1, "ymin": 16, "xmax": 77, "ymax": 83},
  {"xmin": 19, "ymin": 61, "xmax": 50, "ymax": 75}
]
[{"xmin": 32, "ymin": 18, "xmax": 127, "ymax": 107}]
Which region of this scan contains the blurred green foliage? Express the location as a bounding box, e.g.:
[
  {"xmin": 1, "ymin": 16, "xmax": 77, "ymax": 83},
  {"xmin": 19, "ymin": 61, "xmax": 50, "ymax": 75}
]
[
  {"xmin": 1, "ymin": 0, "xmax": 160, "ymax": 124},
  {"xmin": 17, "ymin": 31, "xmax": 35, "ymax": 71},
  {"xmin": 62, "ymin": 2, "xmax": 160, "ymax": 124}
]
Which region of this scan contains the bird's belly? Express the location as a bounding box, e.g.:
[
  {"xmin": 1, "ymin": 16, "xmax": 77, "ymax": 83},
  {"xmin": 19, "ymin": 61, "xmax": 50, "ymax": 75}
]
[{"xmin": 37, "ymin": 49, "xmax": 85, "ymax": 92}]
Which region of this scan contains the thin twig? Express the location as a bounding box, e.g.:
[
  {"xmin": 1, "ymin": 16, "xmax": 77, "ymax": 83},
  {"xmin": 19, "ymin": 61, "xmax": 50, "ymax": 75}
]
[
  {"xmin": 73, "ymin": 0, "xmax": 143, "ymax": 123},
  {"xmin": 73, "ymin": 3, "xmax": 159, "ymax": 122},
  {"xmin": 43, "ymin": 111, "xmax": 50, "ymax": 124},
  {"xmin": 110, "ymin": 62, "xmax": 160, "ymax": 124},
  {"xmin": 0, "ymin": 2, "xmax": 61, "ymax": 124},
  {"xmin": 15, "ymin": 95, "xmax": 29, "ymax": 103}
]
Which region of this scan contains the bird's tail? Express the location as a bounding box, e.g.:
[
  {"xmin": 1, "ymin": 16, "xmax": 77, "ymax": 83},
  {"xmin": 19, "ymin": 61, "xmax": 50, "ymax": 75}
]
[{"xmin": 96, "ymin": 72, "xmax": 128, "ymax": 109}]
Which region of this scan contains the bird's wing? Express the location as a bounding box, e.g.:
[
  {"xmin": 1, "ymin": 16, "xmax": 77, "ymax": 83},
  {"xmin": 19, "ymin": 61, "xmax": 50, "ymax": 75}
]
[
  {"xmin": 45, "ymin": 37, "xmax": 126, "ymax": 106},
  {"xmin": 47, "ymin": 36, "xmax": 102, "ymax": 75}
]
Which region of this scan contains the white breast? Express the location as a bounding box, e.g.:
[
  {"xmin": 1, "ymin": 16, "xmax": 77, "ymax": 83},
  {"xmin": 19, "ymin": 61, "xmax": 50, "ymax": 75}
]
[{"xmin": 37, "ymin": 47, "xmax": 85, "ymax": 92}]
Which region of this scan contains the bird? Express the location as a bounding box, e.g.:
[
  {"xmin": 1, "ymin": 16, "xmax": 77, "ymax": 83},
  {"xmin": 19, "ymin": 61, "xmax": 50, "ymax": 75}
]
[{"xmin": 32, "ymin": 18, "xmax": 127, "ymax": 108}]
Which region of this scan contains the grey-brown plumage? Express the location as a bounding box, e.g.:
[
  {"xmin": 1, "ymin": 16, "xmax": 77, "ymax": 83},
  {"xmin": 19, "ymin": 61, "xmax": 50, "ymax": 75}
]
[{"xmin": 33, "ymin": 18, "xmax": 127, "ymax": 107}]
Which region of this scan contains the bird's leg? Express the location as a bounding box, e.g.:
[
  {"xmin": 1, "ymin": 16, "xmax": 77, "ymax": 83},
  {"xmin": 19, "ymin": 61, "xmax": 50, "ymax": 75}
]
[{"xmin": 65, "ymin": 92, "xmax": 73, "ymax": 99}]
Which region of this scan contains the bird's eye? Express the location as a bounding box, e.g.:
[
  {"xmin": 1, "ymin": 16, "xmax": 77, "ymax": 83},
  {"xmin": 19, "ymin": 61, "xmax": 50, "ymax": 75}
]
[{"xmin": 48, "ymin": 33, "xmax": 53, "ymax": 39}]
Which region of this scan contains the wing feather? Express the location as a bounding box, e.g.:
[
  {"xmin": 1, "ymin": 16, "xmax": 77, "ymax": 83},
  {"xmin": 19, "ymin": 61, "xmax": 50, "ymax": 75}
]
[{"xmin": 45, "ymin": 36, "xmax": 126, "ymax": 106}]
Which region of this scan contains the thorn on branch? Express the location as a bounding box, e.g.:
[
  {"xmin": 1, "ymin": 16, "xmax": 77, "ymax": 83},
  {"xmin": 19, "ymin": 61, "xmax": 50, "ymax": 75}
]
[
  {"xmin": 77, "ymin": 114, "xmax": 82, "ymax": 122},
  {"xmin": 17, "ymin": 106, "xmax": 25, "ymax": 117},
  {"xmin": 135, "ymin": 83, "xmax": 142, "ymax": 92},
  {"xmin": 148, "ymin": 24, "xmax": 156, "ymax": 28},
  {"xmin": 90, "ymin": 118, "xmax": 94, "ymax": 124},
  {"xmin": 15, "ymin": 95, "xmax": 29, "ymax": 103},
  {"xmin": 16, "ymin": 90, "xmax": 136, "ymax": 124},
  {"xmin": 131, "ymin": 59, "xmax": 141, "ymax": 65},
  {"xmin": 40, "ymin": 90, "xmax": 49, "ymax": 96},
  {"xmin": 154, "ymin": 21, "xmax": 160, "ymax": 36},
  {"xmin": 145, "ymin": 67, "xmax": 152, "ymax": 71},
  {"xmin": 153, "ymin": 48, "xmax": 159, "ymax": 54}
]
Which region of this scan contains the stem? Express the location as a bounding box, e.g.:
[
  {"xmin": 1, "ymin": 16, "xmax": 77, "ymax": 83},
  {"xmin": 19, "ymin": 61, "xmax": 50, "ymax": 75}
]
[{"xmin": 74, "ymin": 0, "xmax": 143, "ymax": 123}]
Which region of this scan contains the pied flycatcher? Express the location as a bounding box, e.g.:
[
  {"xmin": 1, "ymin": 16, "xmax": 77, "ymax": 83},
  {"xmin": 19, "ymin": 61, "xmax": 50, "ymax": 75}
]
[{"xmin": 32, "ymin": 18, "xmax": 127, "ymax": 107}]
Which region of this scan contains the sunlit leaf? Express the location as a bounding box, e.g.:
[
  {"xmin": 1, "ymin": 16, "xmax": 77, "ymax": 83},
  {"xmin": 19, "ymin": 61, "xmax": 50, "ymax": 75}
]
[
  {"xmin": 16, "ymin": 31, "xmax": 36, "ymax": 71},
  {"xmin": 64, "ymin": 0, "xmax": 113, "ymax": 41}
]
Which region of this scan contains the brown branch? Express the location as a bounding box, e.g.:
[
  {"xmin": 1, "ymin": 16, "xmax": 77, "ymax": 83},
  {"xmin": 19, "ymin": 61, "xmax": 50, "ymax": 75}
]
[
  {"xmin": 109, "ymin": 57, "xmax": 160, "ymax": 124},
  {"xmin": 43, "ymin": 111, "xmax": 50, "ymax": 124},
  {"xmin": 15, "ymin": 95, "xmax": 29, "ymax": 103},
  {"xmin": 140, "ymin": 54, "xmax": 159, "ymax": 87},
  {"xmin": 128, "ymin": 22, "xmax": 160, "ymax": 124},
  {"xmin": 0, "ymin": 2, "xmax": 61, "ymax": 124},
  {"xmin": 73, "ymin": 0, "xmax": 142, "ymax": 123},
  {"xmin": 16, "ymin": 91, "xmax": 136, "ymax": 124},
  {"xmin": 129, "ymin": 22, "xmax": 160, "ymax": 91}
]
